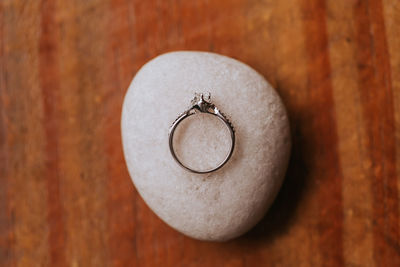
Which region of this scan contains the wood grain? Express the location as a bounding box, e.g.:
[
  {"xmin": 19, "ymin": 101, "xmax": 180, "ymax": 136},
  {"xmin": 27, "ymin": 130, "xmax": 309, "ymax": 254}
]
[{"xmin": 1, "ymin": 0, "xmax": 400, "ymax": 266}]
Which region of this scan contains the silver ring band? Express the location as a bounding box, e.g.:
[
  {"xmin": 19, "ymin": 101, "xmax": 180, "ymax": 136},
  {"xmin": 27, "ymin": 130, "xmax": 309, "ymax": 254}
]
[{"xmin": 168, "ymin": 93, "xmax": 235, "ymax": 174}]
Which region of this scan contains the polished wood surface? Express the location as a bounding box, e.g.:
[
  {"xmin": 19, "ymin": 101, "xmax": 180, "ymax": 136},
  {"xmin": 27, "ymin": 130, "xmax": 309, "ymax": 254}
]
[{"xmin": 1, "ymin": 0, "xmax": 400, "ymax": 266}]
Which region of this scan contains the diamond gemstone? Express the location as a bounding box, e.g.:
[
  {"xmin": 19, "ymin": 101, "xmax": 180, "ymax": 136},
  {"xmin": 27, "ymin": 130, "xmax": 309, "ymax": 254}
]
[{"xmin": 191, "ymin": 92, "xmax": 211, "ymax": 105}]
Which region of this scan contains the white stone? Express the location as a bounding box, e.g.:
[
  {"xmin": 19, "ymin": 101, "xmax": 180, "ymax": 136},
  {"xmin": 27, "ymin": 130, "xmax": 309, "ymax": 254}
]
[{"xmin": 121, "ymin": 51, "xmax": 291, "ymax": 241}]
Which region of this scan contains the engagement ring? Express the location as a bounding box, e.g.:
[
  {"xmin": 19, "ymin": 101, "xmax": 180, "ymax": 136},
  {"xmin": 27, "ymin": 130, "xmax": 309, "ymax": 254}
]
[{"xmin": 168, "ymin": 93, "xmax": 235, "ymax": 174}]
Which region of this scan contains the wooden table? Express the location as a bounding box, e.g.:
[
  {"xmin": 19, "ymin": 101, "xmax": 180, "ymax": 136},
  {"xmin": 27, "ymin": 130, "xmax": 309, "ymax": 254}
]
[{"xmin": 1, "ymin": 0, "xmax": 400, "ymax": 266}]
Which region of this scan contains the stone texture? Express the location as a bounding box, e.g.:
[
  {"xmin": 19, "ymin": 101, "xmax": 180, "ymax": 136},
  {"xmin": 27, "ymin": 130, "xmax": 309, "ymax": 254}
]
[{"xmin": 121, "ymin": 51, "xmax": 291, "ymax": 241}]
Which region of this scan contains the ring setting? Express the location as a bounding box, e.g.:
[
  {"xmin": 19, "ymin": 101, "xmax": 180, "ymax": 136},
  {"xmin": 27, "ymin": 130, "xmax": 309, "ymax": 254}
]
[{"xmin": 168, "ymin": 92, "xmax": 235, "ymax": 174}]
